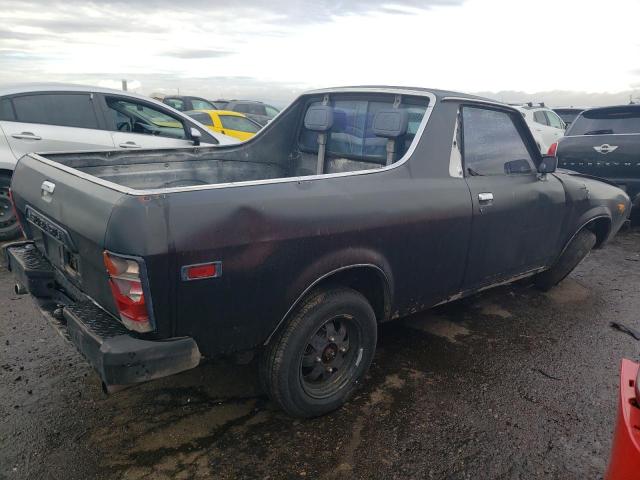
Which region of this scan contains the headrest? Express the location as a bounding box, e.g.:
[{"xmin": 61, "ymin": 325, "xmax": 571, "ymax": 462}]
[
  {"xmin": 304, "ymin": 105, "xmax": 334, "ymax": 132},
  {"xmin": 372, "ymin": 109, "xmax": 409, "ymax": 138}
]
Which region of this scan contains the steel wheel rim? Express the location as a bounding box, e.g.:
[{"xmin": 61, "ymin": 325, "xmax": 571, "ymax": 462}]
[
  {"xmin": 299, "ymin": 314, "xmax": 362, "ymax": 399},
  {"xmin": 0, "ymin": 186, "xmax": 16, "ymax": 230}
]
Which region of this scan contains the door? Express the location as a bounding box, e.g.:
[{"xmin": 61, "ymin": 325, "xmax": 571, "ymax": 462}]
[
  {"xmin": 101, "ymin": 95, "xmax": 205, "ymax": 149},
  {"xmin": 461, "ymin": 105, "xmax": 565, "ymax": 289},
  {"xmin": 544, "ymin": 110, "xmax": 566, "ymax": 142},
  {"xmin": 0, "ymin": 93, "xmax": 115, "ymax": 160}
]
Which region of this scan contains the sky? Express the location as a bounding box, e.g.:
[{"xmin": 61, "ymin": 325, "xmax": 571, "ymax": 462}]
[{"xmin": 1, "ymin": 0, "xmax": 640, "ymax": 107}]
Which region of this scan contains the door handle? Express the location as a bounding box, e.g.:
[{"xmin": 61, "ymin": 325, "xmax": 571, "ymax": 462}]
[
  {"xmin": 478, "ymin": 192, "xmax": 494, "ymax": 204},
  {"xmin": 119, "ymin": 141, "xmax": 141, "ymax": 148},
  {"xmin": 11, "ymin": 132, "xmax": 41, "ymax": 140}
]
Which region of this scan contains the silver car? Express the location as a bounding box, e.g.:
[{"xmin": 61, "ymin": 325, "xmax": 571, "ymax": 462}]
[{"xmin": 0, "ymin": 83, "xmax": 237, "ymax": 239}]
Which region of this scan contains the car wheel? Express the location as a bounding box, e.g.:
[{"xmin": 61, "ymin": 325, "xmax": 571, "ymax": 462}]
[
  {"xmin": 260, "ymin": 287, "xmax": 377, "ymax": 418},
  {"xmin": 0, "ymin": 173, "xmax": 21, "ymax": 241},
  {"xmin": 534, "ymin": 229, "xmax": 597, "ymax": 291}
]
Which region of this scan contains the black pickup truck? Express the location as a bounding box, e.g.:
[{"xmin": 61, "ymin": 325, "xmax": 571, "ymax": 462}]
[
  {"xmin": 5, "ymin": 87, "xmax": 630, "ymax": 417},
  {"xmin": 554, "ymin": 104, "xmax": 640, "ymax": 217}
]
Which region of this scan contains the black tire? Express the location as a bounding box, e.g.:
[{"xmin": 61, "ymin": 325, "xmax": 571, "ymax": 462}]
[
  {"xmin": 0, "ymin": 173, "xmax": 21, "ymax": 241},
  {"xmin": 534, "ymin": 229, "xmax": 597, "ymax": 291},
  {"xmin": 260, "ymin": 287, "xmax": 377, "ymax": 418}
]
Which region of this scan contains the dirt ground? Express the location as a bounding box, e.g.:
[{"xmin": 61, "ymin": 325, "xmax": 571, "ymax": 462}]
[{"xmin": 1, "ymin": 228, "xmax": 639, "ymax": 480}]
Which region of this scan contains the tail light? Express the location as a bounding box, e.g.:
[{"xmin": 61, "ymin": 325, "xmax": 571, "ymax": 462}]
[
  {"xmin": 103, "ymin": 251, "xmax": 153, "ymax": 333},
  {"xmin": 547, "ymin": 142, "xmax": 558, "ymax": 156}
]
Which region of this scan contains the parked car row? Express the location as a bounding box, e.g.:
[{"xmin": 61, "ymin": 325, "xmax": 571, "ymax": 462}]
[
  {"xmin": 3, "ymin": 85, "xmax": 631, "ymax": 418},
  {"xmin": 153, "ymin": 94, "xmax": 280, "ymax": 126},
  {"xmin": 511, "ymin": 102, "xmax": 567, "ymax": 154},
  {"xmin": 0, "ymin": 84, "xmax": 241, "ymax": 240},
  {"xmin": 548, "ymin": 103, "xmax": 640, "ymax": 217}
]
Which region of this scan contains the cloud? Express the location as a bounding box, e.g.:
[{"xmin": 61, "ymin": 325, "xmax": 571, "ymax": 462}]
[
  {"xmin": 1, "ymin": 0, "xmax": 639, "ymax": 108},
  {"xmin": 162, "ymin": 49, "xmax": 232, "ymax": 59},
  {"xmin": 474, "ymin": 90, "xmax": 639, "ymax": 108},
  {"xmin": 4, "ymin": 0, "xmax": 463, "ymax": 25}
]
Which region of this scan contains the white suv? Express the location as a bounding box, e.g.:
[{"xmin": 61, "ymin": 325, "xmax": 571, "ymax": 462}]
[
  {"xmin": 511, "ymin": 103, "xmax": 566, "ymax": 154},
  {"xmin": 0, "ymin": 83, "xmax": 237, "ymax": 239}
]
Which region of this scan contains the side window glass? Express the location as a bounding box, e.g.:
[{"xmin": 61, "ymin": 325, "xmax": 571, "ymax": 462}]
[
  {"xmin": 186, "ymin": 112, "xmax": 213, "ymax": 126},
  {"xmin": 106, "ymin": 97, "xmax": 186, "ymax": 139},
  {"xmin": 164, "ymin": 98, "xmax": 185, "ymax": 111},
  {"xmin": 190, "ymin": 99, "xmax": 214, "ymax": 110},
  {"xmin": 220, "ymin": 115, "xmax": 260, "ymax": 133},
  {"xmin": 545, "ymin": 111, "xmax": 564, "ymax": 129},
  {"xmin": 251, "ymin": 104, "xmax": 267, "ymax": 116},
  {"xmin": 12, "ymin": 94, "xmax": 98, "ymax": 129},
  {"xmin": 231, "ymin": 104, "xmax": 247, "ymax": 113},
  {"xmin": 533, "ymin": 111, "xmax": 548, "ymax": 126},
  {"xmin": 0, "ymin": 98, "xmax": 15, "ymax": 121},
  {"xmin": 265, "ymin": 106, "xmax": 279, "ymax": 117},
  {"xmin": 462, "ymin": 106, "xmax": 535, "ymax": 176}
]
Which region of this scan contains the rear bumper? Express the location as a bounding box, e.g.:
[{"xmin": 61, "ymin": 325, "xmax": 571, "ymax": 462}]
[
  {"xmin": 606, "ymin": 359, "xmax": 640, "ymax": 479},
  {"xmin": 4, "ymin": 242, "xmax": 201, "ymax": 388}
]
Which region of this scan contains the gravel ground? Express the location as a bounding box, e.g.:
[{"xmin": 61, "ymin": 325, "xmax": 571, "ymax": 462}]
[{"xmin": 1, "ymin": 228, "xmax": 639, "ymax": 480}]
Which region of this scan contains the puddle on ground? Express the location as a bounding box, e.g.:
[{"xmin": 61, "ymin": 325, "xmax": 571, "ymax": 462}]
[
  {"xmin": 478, "ymin": 302, "xmax": 512, "ymax": 319},
  {"xmin": 545, "ymin": 278, "xmax": 590, "ymax": 304},
  {"xmin": 403, "ymin": 313, "xmax": 471, "ymax": 343}
]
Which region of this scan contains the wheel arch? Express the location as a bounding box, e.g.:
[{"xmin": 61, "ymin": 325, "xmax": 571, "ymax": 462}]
[
  {"xmin": 561, "ymin": 212, "xmax": 611, "ymax": 259},
  {"xmin": 264, "ymin": 263, "xmax": 392, "ymax": 345}
]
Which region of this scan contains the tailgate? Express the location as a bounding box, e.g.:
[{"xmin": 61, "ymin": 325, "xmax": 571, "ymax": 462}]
[
  {"xmin": 557, "ymin": 134, "xmax": 640, "ymax": 196},
  {"xmin": 10, "ymin": 154, "xmax": 127, "ymax": 313}
]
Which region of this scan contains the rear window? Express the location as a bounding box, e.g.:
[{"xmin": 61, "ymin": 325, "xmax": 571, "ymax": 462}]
[
  {"xmin": 298, "ymin": 95, "xmax": 429, "ymax": 163},
  {"xmin": 568, "ymin": 107, "xmax": 640, "ymax": 135},
  {"xmin": 11, "ymin": 93, "xmax": 99, "ymax": 129}
]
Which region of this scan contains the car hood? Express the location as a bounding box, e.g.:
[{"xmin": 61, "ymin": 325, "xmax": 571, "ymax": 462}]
[{"xmin": 555, "ymin": 168, "xmax": 623, "ymax": 189}]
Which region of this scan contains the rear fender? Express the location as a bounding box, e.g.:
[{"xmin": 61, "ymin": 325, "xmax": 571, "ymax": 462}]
[{"xmin": 264, "ymin": 249, "xmax": 393, "ymax": 344}]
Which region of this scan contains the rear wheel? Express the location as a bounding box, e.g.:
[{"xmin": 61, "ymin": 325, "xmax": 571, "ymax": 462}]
[
  {"xmin": 260, "ymin": 287, "xmax": 377, "ymax": 418},
  {"xmin": 534, "ymin": 229, "xmax": 597, "ymax": 291},
  {"xmin": 0, "ymin": 173, "xmax": 20, "ymax": 241}
]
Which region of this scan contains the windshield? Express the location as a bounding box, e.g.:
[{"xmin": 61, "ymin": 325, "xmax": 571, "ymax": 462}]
[{"xmin": 568, "ymin": 107, "xmax": 640, "ymax": 135}]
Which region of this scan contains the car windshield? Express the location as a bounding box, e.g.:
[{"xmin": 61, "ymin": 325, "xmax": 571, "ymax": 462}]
[{"xmin": 568, "ymin": 107, "xmax": 640, "ymax": 135}]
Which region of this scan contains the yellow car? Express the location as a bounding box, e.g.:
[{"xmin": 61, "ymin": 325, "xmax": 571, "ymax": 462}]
[{"xmin": 184, "ymin": 110, "xmax": 261, "ymax": 141}]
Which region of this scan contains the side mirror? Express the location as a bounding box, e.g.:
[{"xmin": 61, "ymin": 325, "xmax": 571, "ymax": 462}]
[
  {"xmin": 190, "ymin": 127, "xmax": 202, "ymax": 146},
  {"xmin": 538, "ymin": 155, "xmax": 558, "ymax": 174}
]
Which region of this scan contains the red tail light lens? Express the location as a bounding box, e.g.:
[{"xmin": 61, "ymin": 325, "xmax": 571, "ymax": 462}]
[
  {"xmin": 8, "ymin": 189, "xmax": 25, "ymax": 237},
  {"xmin": 547, "ymin": 142, "xmax": 558, "ymax": 157},
  {"xmin": 103, "ymin": 251, "xmax": 152, "ymax": 333}
]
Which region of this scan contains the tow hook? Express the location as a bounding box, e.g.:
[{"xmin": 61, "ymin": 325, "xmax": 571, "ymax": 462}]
[{"xmin": 14, "ymin": 283, "xmax": 27, "ymax": 295}]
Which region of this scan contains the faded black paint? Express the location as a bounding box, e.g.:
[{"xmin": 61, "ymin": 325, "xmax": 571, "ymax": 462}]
[{"xmin": 9, "ymin": 88, "xmax": 631, "ymax": 359}]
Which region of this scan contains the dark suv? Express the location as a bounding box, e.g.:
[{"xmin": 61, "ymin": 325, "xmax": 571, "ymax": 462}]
[
  {"xmin": 555, "ymin": 104, "xmax": 640, "ymax": 216},
  {"xmin": 223, "ymin": 100, "xmax": 279, "ymax": 126},
  {"xmin": 553, "ymin": 107, "xmax": 585, "ymax": 127},
  {"xmin": 161, "ymin": 96, "xmax": 217, "ymax": 112}
]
